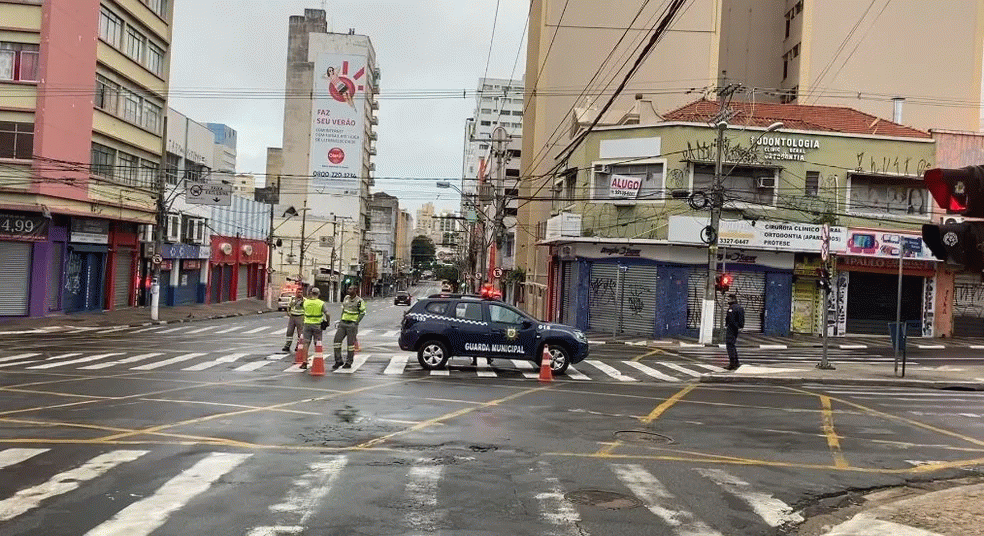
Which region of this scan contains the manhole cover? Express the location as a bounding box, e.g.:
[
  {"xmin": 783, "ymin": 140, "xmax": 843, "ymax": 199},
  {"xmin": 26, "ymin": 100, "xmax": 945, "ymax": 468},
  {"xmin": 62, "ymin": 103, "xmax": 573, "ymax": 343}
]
[
  {"xmin": 613, "ymin": 430, "xmax": 673, "ymax": 444},
  {"xmin": 566, "ymin": 489, "xmax": 642, "ymax": 510}
]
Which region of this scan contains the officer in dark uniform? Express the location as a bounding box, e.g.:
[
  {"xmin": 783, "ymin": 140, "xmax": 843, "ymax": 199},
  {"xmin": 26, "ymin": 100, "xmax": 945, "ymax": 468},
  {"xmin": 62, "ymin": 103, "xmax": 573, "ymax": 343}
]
[{"xmin": 725, "ymin": 293, "xmax": 745, "ymax": 370}]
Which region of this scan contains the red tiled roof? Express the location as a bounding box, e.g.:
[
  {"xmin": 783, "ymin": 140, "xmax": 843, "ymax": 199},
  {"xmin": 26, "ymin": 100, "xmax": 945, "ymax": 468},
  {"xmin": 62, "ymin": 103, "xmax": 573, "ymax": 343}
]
[{"xmin": 662, "ymin": 99, "xmax": 932, "ymax": 139}]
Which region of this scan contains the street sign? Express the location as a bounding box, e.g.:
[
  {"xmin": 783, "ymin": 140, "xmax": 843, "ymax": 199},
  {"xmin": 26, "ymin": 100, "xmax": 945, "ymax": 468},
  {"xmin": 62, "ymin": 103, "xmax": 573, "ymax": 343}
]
[
  {"xmin": 152, "ymin": 254, "xmax": 163, "ymax": 265},
  {"xmin": 492, "ymin": 267, "xmax": 503, "ymax": 279},
  {"xmin": 320, "ymin": 236, "xmax": 334, "ymax": 247},
  {"xmin": 186, "ymin": 181, "xmax": 233, "ymax": 206}
]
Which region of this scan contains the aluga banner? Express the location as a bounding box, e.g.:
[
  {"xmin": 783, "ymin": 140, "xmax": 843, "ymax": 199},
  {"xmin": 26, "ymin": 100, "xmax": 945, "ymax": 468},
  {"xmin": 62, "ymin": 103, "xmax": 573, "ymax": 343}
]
[{"xmin": 309, "ymin": 53, "xmax": 368, "ymax": 195}]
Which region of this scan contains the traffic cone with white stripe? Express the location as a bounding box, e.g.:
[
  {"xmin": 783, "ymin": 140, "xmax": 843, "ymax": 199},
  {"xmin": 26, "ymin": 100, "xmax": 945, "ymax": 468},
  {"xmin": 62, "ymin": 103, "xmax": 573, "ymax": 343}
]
[
  {"xmin": 294, "ymin": 337, "xmax": 307, "ymax": 365},
  {"xmin": 309, "ymin": 341, "xmax": 326, "ymax": 376},
  {"xmin": 539, "ymin": 346, "xmax": 553, "ymax": 382}
]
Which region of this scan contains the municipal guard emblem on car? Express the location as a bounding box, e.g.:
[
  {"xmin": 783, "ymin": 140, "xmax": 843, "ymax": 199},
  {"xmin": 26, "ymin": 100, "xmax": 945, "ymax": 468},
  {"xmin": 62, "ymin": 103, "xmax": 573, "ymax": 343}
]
[{"xmin": 506, "ymin": 328, "xmax": 518, "ymax": 340}]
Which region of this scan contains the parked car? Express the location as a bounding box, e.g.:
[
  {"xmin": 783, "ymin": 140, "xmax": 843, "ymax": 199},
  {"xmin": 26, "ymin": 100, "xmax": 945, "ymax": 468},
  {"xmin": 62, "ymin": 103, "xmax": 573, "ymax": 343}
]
[
  {"xmin": 394, "ymin": 291, "xmax": 412, "ymax": 306},
  {"xmin": 277, "ymin": 292, "xmax": 294, "ymax": 311},
  {"xmin": 399, "ymin": 294, "xmax": 589, "ymax": 374}
]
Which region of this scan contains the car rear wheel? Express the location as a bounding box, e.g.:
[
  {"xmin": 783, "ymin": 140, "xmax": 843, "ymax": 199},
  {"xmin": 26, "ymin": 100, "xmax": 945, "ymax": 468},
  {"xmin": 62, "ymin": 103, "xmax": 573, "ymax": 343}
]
[
  {"xmin": 418, "ymin": 340, "xmax": 451, "ymax": 370},
  {"xmin": 539, "ymin": 344, "xmax": 571, "ymax": 375}
]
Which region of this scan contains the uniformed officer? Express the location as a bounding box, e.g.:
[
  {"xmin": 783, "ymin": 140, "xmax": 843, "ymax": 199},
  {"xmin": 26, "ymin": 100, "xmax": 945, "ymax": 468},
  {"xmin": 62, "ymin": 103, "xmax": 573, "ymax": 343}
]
[
  {"xmin": 282, "ymin": 287, "xmax": 306, "ymax": 353},
  {"xmin": 299, "ymin": 287, "xmax": 331, "ymax": 370},
  {"xmin": 725, "ymin": 293, "xmax": 745, "ymax": 370},
  {"xmin": 333, "ymin": 285, "xmax": 367, "ymax": 369}
]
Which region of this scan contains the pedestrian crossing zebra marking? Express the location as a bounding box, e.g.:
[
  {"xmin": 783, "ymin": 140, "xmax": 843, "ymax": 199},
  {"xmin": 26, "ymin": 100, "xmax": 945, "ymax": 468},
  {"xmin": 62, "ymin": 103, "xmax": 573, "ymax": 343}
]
[
  {"xmin": 695, "ymin": 468, "xmax": 803, "ymax": 527},
  {"xmin": 613, "ymin": 463, "xmax": 724, "ymax": 536},
  {"xmin": 183, "ymin": 353, "xmax": 249, "ymax": 371},
  {"xmin": 27, "ymin": 353, "xmax": 123, "ymax": 369},
  {"xmin": 383, "ymin": 355, "xmax": 409, "ymax": 375},
  {"xmin": 85, "ymin": 452, "xmax": 251, "ymax": 536},
  {"xmin": 79, "ymin": 352, "xmax": 165, "ymax": 370},
  {"xmin": 0, "ymin": 353, "xmax": 40, "ymax": 363},
  {"xmin": 334, "ymin": 353, "xmax": 370, "ymax": 374},
  {"xmin": 246, "ymin": 456, "xmax": 347, "ymax": 536},
  {"xmin": 0, "ymin": 448, "xmax": 47, "ymax": 470},
  {"xmin": 185, "ymin": 325, "xmax": 220, "ymax": 334},
  {"xmin": 624, "ymin": 361, "xmax": 681, "ymax": 382},
  {"xmin": 213, "ymin": 326, "xmax": 242, "ymax": 334},
  {"xmin": 585, "ymin": 360, "xmax": 639, "ymax": 382},
  {"xmin": 129, "ymin": 352, "xmax": 207, "ymax": 371},
  {"xmin": 0, "ymin": 450, "xmax": 148, "ymax": 522},
  {"xmin": 235, "ymin": 359, "xmax": 279, "ymax": 372},
  {"xmin": 405, "ymin": 464, "xmax": 444, "ymax": 531}
]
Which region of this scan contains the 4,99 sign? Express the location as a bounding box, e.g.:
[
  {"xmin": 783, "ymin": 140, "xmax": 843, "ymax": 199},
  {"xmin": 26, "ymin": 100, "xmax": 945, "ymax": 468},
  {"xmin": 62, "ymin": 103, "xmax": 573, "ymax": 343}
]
[{"xmin": 0, "ymin": 212, "xmax": 49, "ymax": 241}]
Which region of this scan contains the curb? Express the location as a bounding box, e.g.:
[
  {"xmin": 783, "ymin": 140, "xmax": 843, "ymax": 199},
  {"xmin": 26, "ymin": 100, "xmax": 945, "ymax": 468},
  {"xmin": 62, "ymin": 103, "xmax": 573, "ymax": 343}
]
[{"xmin": 699, "ymin": 374, "xmax": 984, "ymax": 391}]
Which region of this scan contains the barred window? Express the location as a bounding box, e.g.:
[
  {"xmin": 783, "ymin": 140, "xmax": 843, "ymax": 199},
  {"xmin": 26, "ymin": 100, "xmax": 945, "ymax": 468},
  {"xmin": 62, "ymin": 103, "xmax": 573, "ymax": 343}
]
[
  {"xmin": 0, "ymin": 121, "xmax": 34, "ymax": 160},
  {"xmin": 90, "ymin": 143, "xmax": 116, "ymax": 178},
  {"xmin": 117, "ymin": 152, "xmax": 138, "ymax": 185},
  {"xmin": 98, "ymin": 8, "xmax": 124, "ymax": 47}
]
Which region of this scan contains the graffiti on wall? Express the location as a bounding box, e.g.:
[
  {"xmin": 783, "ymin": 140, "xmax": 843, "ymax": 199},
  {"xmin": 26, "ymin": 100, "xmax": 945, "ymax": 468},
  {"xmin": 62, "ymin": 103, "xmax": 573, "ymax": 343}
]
[
  {"xmin": 826, "ymin": 271, "xmax": 849, "ymax": 336},
  {"xmin": 65, "ymin": 253, "xmax": 82, "ymax": 294},
  {"xmin": 922, "ymin": 276, "xmax": 936, "ymax": 337},
  {"xmin": 855, "ymin": 153, "xmax": 932, "ymax": 176},
  {"xmin": 682, "ymin": 138, "xmax": 764, "ymax": 165},
  {"xmin": 953, "ymin": 282, "xmax": 984, "ymax": 318},
  {"xmin": 588, "ymin": 274, "xmax": 651, "ymax": 317}
]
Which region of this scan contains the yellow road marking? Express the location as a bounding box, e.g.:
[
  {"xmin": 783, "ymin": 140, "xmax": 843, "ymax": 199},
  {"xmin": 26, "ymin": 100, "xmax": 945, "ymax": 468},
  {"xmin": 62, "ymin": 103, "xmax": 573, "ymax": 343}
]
[
  {"xmin": 355, "ymin": 384, "xmax": 554, "ymax": 449},
  {"xmin": 597, "ymin": 384, "xmax": 698, "ymax": 457},
  {"xmin": 820, "ymin": 396, "xmax": 849, "ymax": 469},
  {"xmin": 631, "ymin": 349, "xmax": 662, "ymax": 362},
  {"xmin": 137, "ymin": 398, "xmax": 321, "ymax": 416},
  {"xmin": 0, "ymin": 388, "xmax": 112, "ymax": 399}
]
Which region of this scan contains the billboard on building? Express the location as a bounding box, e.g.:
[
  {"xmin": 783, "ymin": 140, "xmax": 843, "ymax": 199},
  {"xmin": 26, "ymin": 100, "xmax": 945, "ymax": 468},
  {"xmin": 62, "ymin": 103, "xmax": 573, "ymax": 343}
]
[{"xmin": 310, "ymin": 53, "xmax": 367, "ymax": 196}]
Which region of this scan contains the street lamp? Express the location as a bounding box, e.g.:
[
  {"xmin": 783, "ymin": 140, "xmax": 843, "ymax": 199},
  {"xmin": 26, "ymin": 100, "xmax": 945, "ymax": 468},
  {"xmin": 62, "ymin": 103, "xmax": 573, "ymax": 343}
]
[{"xmin": 698, "ymin": 121, "xmax": 783, "ymax": 345}]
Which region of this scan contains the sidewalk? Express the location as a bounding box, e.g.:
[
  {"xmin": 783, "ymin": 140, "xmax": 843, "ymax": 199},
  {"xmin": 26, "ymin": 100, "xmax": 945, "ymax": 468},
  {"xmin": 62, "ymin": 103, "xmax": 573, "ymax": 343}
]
[
  {"xmin": 798, "ymin": 478, "xmax": 984, "ymax": 536},
  {"xmin": 586, "ymin": 332, "xmax": 984, "ymax": 351},
  {"xmin": 0, "ymin": 299, "xmax": 277, "ymax": 332},
  {"xmin": 699, "ymin": 362, "xmax": 984, "ymax": 390}
]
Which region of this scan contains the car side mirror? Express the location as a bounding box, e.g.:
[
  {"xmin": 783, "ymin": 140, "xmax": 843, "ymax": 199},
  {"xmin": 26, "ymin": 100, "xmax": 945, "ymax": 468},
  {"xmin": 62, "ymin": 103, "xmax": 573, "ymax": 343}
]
[{"xmin": 521, "ymin": 320, "xmax": 533, "ymax": 329}]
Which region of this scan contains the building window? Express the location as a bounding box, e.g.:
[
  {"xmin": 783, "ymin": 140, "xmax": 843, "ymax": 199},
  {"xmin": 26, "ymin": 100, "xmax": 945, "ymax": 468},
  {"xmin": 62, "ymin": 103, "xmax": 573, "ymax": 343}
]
[
  {"xmin": 164, "ymin": 153, "xmax": 180, "ymax": 185},
  {"xmin": 0, "ymin": 43, "xmax": 39, "ymax": 82},
  {"xmin": 511, "ymin": 110, "xmax": 523, "ymax": 116},
  {"xmin": 780, "ymin": 85, "xmax": 799, "ymax": 104},
  {"xmin": 782, "ymin": 53, "xmax": 788, "ymax": 80},
  {"xmin": 805, "ymin": 171, "xmax": 820, "ymax": 196},
  {"xmin": 142, "ymin": 100, "xmax": 161, "ymax": 132},
  {"xmin": 141, "ymin": 161, "xmax": 158, "ymax": 188},
  {"xmin": 692, "ymin": 163, "xmax": 777, "ymax": 206},
  {"xmin": 144, "ymin": 0, "xmax": 168, "ymax": 19},
  {"xmin": 480, "ymin": 121, "xmax": 491, "ymax": 126},
  {"xmin": 124, "ymin": 27, "xmax": 145, "ymax": 62},
  {"xmin": 591, "ymin": 162, "xmax": 665, "ymax": 202},
  {"xmin": 95, "ymin": 75, "xmax": 119, "ymax": 113},
  {"xmin": 121, "ymin": 89, "xmax": 142, "ymax": 124},
  {"xmin": 849, "ymin": 174, "xmax": 929, "ymax": 217},
  {"xmin": 99, "ymin": 8, "xmax": 124, "ymax": 48},
  {"xmin": 145, "ymin": 42, "xmax": 164, "ymax": 76},
  {"xmin": 0, "ymin": 121, "xmax": 34, "ymax": 160},
  {"xmin": 91, "ymin": 143, "xmax": 116, "ymax": 178},
  {"xmin": 117, "ymin": 152, "xmax": 139, "ymax": 186}
]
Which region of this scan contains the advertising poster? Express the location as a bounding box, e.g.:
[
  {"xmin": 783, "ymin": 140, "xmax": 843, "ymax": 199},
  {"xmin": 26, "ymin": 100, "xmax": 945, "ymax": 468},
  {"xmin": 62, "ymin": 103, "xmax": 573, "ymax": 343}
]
[{"xmin": 310, "ymin": 53, "xmax": 367, "ymax": 195}]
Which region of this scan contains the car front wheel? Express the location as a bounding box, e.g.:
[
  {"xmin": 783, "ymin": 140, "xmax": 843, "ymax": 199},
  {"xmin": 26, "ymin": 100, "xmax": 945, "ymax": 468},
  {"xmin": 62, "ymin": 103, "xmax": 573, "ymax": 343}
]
[
  {"xmin": 418, "ymin": 340, "xmax": 451, "ymax": 370},
  {"xmin": 539, "ymin": 344, "xmax": 571, "ymax": 375}
]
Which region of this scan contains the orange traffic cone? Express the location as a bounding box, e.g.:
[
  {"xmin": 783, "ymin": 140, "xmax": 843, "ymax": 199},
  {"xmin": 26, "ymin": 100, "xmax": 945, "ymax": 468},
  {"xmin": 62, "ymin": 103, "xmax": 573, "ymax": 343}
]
[
  {"xmin": 309, "ymin": 341, "xmax": 326, "ymax": 376},
  {"xmin": 353, "ymin": 338, "xmax": 360, "ymax": 353},
  {"xmin": 294, "ymin": 337, "xmax": 307, "ymax": 365},
  {"xmin": 538, "ymin": 346, "xmax": 553, "ymax": 382}
]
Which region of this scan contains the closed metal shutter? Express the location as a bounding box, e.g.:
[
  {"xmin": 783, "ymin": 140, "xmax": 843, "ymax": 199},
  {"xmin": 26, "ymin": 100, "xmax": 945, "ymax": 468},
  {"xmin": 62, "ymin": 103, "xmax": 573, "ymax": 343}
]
[
  {"xmin": 561, "ymin": 262, "xmax": 575, "ymax": 326},
  {"xmin": 588, "ymin": 263, "xmax": 618, "ymax": 333},
  {"xmin": 620, "ymin": 264, "xmax": 656, "ymax": 336},
  {"xmin": 791, "ymin": 278, "xmax": 819, "ymax": 334},
  {"xmin": 846, "ymin": 272, "xmax": 922, "ymax": 336},
  {"xmin": 237, "ymin": 265, "xmax": 248, "ymax": 300},
  {"xmin": 0, "ymin": 241, "xmax": 31, "ymax": 316},
  {"xmin": 47, "ymin": 244, "xmax": 63, "ymax": 311},
  {"xmin": 687, "ymin": 269, "xmax": 707, "ymax": 330},
  {"xmin": 113, "ymin": 249, "xmax": 133, "ymax": 308},
  {"xmin": 221, "ymin": 265, "xmax": 232, "ymax": 302},
  {"xmin": 953, "ymin": 273, "xmax": 984, "ymax": 337}
]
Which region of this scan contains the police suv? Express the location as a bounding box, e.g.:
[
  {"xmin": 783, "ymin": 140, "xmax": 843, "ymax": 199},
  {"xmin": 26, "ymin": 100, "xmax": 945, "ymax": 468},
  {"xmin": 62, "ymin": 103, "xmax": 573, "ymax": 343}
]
[{"xmin": 398, "ymin": 294, "xmax": 589, "ymax": 374}]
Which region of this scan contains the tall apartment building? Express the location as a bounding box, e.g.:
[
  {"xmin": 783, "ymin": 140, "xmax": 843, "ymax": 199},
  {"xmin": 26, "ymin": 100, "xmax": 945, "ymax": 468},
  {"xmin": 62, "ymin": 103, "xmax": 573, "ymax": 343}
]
[
  {"xmin": 273, "ymin": 8, "xmax": 379, "ymax": 294},
  {"xmin": 205, "ymin": 123, "xmax": 237, "ymax": 177},
  {"xmin": 518, "ymin": 0, "xmax": 984, "ymax": 318},
  {"xmin": 0, "ymin": 0, "xmax": 171, "ymax": 317},
  {"xmin": 367, "ymin": 192, "xmax": 398, "ymax": 295},
  {"xmin": 462, "ymin": 77, "xmax": 524, "ymax": 280}
]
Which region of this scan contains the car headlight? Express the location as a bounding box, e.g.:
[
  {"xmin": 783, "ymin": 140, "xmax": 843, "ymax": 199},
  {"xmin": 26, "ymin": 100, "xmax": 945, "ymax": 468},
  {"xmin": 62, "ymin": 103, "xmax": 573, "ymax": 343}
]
[{"xmin": 574, "ymin": 330, "xmax": 587, "ymax": 342}]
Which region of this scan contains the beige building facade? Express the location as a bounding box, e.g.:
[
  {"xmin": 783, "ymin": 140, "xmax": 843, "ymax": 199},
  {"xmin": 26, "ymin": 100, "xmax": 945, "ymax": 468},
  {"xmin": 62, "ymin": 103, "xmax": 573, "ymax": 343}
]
[{"xmin": 519, "ymin": 0, "xmax": 984, "ymax": 318}]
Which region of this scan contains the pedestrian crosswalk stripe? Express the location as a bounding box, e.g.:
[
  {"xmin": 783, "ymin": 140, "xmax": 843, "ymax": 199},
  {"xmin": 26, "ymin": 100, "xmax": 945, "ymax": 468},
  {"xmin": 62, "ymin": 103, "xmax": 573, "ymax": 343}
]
[
  {"xmin": 695, "ymin": 468, "xmax": 802, "ymax": 527},
  {"xmin": 383, "ymin": 330, "xmax": 401, "ymax": 337},
  {"xmin": 85, "ymin": 452, "xmax": 252, "ymax": 536},
  {"xmin": 128, "ymin": 326, "xmax": 164, "ymax": 334},
  {"xmin": 185, "ymin": 325, "xmax": 220, "ymax": 334},
  {"xmin": 235, "ymin": 360, "xmax": 278, "ymax": 372},
  {"xmin": 129, "ymin": 352, "xmax": 207, "ymax": 371},
  {"xmin": 0, "ymin": 353, "xmax": 41, "ymax": 363},
  {"xmin": 0, "ymin": 359, "xmax": 41, "ymax": 368},
  {"xmin": 45, "ymin": 352, "xmax": 83, "ymax": 360},
  {"xmin": 0, "ymin": 448, "xmax": 48, "ymax": 470},
  {"xmin": 565, "ymin": 365, "xmax": 590, "ymax": 380},
  {"xmin": 660, "ymin": 362, "xmax": 705, "ymax": 378},
  {"xmin": 839, "ymin": 344, "xmax": 868, "ymax": 349},
  {"xmin": 27, "ymin": 352, "xmax": 123, "ymax": 369},
  {"xmin": 474, "ymin": 360, "xmax": 497, "ymax": 377},
  {"xmin": 612, "ymin": 463, "xmax": 724, "ymax": 536},
  {"xmin": 80, "ymin": 352, "xmax": 164, "ymax": 370},
  {"xmin": 246, "ymin": 457, "xmax": 347, "ymax": 536},
  {"xmin": 691, "ymin": 363, "xmax": 726, "ymax": 372},
  {"xmin": 94, "ymin": 326, "xmax": 128, "ymax": 335},
  {"xmin": 534, "ymin": 471, "xmax": 583, "ymax": 530},
  {"xmin": 242, "ymin": 326, "xmax": 270, "ymax": 334},
  {"xmin": 585, "ymin": 360, "xmax": 638, "ymax": 382},
  {"xmin": 384, "ymin": 355, "xmax": 408, "ymax": 375},
  {"xmin": 430, "ymin": 369, "xmax": 450, "ymax": 376},
  {"xmin": 511, "ymin": 359, "xmax": 541, "ymax": 379},
  {"xmin": 182, "ymin": 353, "xmax": 249, "ymax": 371},
  {"xmin": 283, "ymin": 363, "xmax": 303, "ymax": 372},
  {"xmin": 334, "ymin": 353, "xmax": 370, "ymax": 374},
  {"xmin": 623, "ymin": 361, "xmax": 680, "ymax": 382},
  {"xmin": 405, "ymin": 463, "xmax": 444, "ymax": 530},
  {"xmin": 157, "ymin": 326, "xmax": 188, "ymax": 334},
  {"xmin": 0, "ymin": 450, "xmax": 148, "ymax": 522},
  {"xmin": 214, "ymin": 326, "xmax": 242, "ymax": 334}
]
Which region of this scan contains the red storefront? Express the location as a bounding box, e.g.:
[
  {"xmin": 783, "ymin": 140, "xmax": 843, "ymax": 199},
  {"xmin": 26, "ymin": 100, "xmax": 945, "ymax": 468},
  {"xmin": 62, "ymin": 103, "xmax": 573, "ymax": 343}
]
[
  {"xmin": 105, "ymin": 223, "xmax": 139, "ymax": 310},
  {"xmin": 209, "ymin": 236, "xmax": 267, "ymax": 303}
]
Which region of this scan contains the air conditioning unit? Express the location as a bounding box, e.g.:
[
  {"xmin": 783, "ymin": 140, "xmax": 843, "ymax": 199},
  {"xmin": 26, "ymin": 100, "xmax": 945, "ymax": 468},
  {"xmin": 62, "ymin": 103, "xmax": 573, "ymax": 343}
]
[
  {"xmin": 558, "ymin": 244, "xmax": 576, "ymax": 261},
  {"xmin": 941, "ymin": 215, "xmax": 965, "ymax": 225},
  {"xmin": 593, "ymin": 163, "xmax": 611, "ymax": 175},
  {"xmin": 757, "ymin": 176, "xmax": 776, "ymax": 188}
]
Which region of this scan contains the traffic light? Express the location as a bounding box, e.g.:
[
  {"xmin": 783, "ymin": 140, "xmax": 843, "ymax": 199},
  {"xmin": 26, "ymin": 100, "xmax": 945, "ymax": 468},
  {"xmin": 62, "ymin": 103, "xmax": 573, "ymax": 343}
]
[
  {"xmin": 816, "ymin": 267, "xmax": 831, "ymax": 292},
  {"xmin": 924, "ymin": 166, "xmax": 984, "ymax": 217},
  {"xmin": 922, "ymin": 222, "xmax": 984, "ymax": 272},
  {"xmin": 715, "ymin": 273, "xmax": 733, "ymax": 293}
]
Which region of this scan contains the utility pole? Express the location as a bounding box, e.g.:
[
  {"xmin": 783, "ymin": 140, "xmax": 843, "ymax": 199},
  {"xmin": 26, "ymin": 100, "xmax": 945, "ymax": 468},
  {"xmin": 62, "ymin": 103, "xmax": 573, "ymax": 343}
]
[
  {"xmin": 491, "ymin": 126, "xmax": 509, "ymax": 291},
  {"xmin": 698, "ymin": 88, "xmax": 735, "ymax": 345},
  {"xmin": 818, "ymin": 224, "xmax": 835, "ymax": 370},
  {"xmin": 264, "ymin": 190, "xmax": 276, "ymax": 309},
  {"xmin": 151, "ymin": 116, "xmax": 168, "ymax": 322},
  {"xmin": 297, "ymin": 199, "xmax": 308, "ymax": 287}
]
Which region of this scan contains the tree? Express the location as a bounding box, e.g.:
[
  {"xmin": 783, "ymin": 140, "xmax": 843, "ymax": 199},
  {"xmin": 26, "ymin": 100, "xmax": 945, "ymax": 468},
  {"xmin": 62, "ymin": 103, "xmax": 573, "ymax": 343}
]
[{"xmin": 411, "ymin": 235, "xmax": 436, "ymax": 269}]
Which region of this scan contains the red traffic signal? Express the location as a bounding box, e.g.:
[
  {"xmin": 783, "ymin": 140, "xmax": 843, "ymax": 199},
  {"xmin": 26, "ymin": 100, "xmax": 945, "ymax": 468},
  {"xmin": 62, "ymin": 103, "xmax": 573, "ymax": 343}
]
[
  {"xmin": 715, "ymin": 273, "xmax": 734, "ymax": 293},
  {"xmin": 924, "ymin": 166, "xmax": 984, "ymax": 217}
]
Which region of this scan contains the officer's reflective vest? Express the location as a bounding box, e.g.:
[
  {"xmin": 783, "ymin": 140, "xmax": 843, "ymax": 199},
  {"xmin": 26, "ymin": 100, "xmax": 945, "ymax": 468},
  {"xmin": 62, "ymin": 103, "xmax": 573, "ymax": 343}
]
[
  {"xmin": 288, "ymin": 297, "xmax": 305, "ymax": 316},
  {"xmin": 340, "ymin": 296, "xmax": 365, "ymax": 322},
  {"xmin": 303, "ymin": 298, "xmax": 326, "ymax": 325}
]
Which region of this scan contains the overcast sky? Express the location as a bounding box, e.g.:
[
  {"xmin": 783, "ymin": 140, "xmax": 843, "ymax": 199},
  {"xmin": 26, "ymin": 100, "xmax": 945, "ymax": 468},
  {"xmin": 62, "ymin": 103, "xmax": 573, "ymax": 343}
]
[{"xmin": 169, "ymin": 0, "xmax": 529, "ymax": 217}]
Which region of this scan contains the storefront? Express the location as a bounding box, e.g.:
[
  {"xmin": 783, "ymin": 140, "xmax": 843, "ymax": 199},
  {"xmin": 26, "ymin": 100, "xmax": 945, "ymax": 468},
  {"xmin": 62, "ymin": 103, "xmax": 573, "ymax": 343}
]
[
  {"xmin": 550, "ymin": 240, "xmax": 794, "ymax": 338},
  {"xmin": 950, "ymin": 273, "xmax": 984, "ymax": 337},
  {"xmin": 791, "ymin": 255, "xmax": 824, "ymax": 334},
  {"xmin": 0, "ymin": 211, "xmax": 55, "ymax": 317},
  {"xmin": 107, "ymin": 223, "xmax": 138, "ymax": 310},
  {"xmin": 209, "ymin": 236, "xmax": 267, "ymax": 303},
  {"xmin": 835, "ymin": 228, "xmax": 939, "ymax": 337},
  {"xmin": 64, "ymin": 218, "xmax": 109, "ymax": 314}
]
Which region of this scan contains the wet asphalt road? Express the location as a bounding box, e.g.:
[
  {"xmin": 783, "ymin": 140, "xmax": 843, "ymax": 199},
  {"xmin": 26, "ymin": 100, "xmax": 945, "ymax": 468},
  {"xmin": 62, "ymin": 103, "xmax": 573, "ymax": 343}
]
[{"xmin": 1, "ymin": 285, "xmax": 983, "ymax": 535}]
